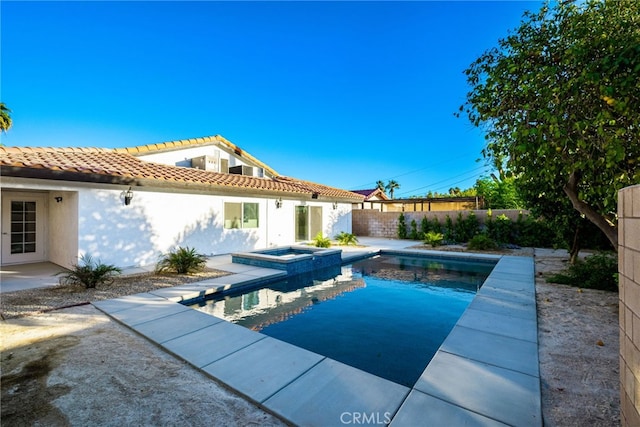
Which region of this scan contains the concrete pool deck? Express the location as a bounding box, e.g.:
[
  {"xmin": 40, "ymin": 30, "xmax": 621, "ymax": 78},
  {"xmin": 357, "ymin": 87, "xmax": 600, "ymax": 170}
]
[{"xmin": 93, "ymin": 238, "xmax": 541, "ymax": 426}]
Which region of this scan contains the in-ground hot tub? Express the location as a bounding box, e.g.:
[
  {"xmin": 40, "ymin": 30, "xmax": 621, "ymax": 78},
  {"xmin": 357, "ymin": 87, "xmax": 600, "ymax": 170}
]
[{"xmin": 231, "ymin": 246, "xmax": 342, "ymax": 275}]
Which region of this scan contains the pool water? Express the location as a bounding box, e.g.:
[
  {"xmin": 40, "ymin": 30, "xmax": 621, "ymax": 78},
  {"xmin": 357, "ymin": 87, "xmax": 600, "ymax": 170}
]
[{"xmin": 188, "ymin": 254, "xmax": 494, "ymax": 387}]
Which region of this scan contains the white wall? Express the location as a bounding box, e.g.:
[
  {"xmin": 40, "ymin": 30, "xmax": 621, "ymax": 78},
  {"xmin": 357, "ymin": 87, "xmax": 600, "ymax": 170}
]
[
  {"xmin": 48, "ymin": 190, "xmax": 78, "ymax": 269},
  {"xmin": 78, "ymin": 188, "xmax": 269, "ymax": 267},
  {"xmin": 1, "ymin": 177, "xmax": 354, "ymax": 270},
  {"xmin": 77, "ymin": 187, "xmax": 351, "ymax": 268},
  {"xmin": 326, "ymin": 203, "xmax": 352, "ymax": 238},
  {"xmin": 137, "ymin": 145, "xmax": 247, "ymax": 169}
]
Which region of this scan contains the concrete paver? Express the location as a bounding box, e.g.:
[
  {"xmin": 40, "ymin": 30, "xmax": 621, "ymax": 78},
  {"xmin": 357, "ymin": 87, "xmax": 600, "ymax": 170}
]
[
  {"xmin": 390, "ymin": 389, "xmax": 509, "ymax": 427},
  {"xmin": 162, "ymin": 320, "xmax": 266, "ymax": 368},
  {"xmin": 132, "ymin": 309, "xmax": 224, "ymax": 344},
  {"xmin": 203, "ymin": 337, "xmax": 324, "ymax": 403},
  {"xmin": 264, "ymin": 357, "xmax": 410, "ymax": 427},
  {"xmin": 440, "ymin": 325, "xmax": 539, "ymax": 377},
  {"xmin": 413, "ymin": 351, "xmax": 541, "ymax": 426}
]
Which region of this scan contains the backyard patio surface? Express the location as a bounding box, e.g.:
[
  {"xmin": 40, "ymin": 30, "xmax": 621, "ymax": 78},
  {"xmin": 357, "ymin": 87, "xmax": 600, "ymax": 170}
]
[{"xmin": 90, "ymin": 238, "xmax": 541, "ymax": 427}]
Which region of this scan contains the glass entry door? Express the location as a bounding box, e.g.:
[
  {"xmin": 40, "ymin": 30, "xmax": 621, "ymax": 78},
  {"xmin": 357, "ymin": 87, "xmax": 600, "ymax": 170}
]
[
  {"xmin": 1, "ymin": 193, "xmax": 46, "ymax": 264},
  {"xmin": 295, "ymin": 205, "xmax": 322, "ymax": 241}
]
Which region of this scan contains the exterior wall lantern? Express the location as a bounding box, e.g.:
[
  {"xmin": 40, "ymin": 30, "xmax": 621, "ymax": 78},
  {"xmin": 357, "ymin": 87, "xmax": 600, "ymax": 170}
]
[
  {"xmin": 54, "ymin": 196, "xmax": 63, "ymax": 203},
  {"xmin": 122, "ymin": 187, "xmax": 134, "ymax": 206},
  {"xmin": 275, "ymin": 198, "xmax": 283, "ymax": 209},
  {"xmin": 332, "ymin": 202, "xmax": 338, "ymax": 210}
]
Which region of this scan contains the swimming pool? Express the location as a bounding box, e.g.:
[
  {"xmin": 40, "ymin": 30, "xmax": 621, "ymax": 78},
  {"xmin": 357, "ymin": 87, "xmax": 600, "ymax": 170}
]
[{"xmin": 188, "ymin": 254, "xmax": 495, "ymax": 387}]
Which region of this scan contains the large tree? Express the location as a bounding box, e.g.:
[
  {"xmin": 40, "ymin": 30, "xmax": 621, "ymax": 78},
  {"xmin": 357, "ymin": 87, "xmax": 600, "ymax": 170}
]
[
  {"xmin": 459, "ymin": 0, "xmax": 640, "ymax": 250},
  {"xmin": 0, "ymin": 103, "xmax": 11, "ymax": 132}
]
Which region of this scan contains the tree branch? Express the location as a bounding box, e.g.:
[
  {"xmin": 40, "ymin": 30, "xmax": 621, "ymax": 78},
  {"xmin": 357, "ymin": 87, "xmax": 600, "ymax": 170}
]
[{"xmin": 563, "ymin": 172, "xmax": 618, "ymax": 251}]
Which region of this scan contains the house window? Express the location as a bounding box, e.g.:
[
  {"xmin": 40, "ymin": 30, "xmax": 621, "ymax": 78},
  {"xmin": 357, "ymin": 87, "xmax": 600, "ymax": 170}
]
[{"xmin": 224, "ymin": 202, "xmax": 259, "ymax": 229}]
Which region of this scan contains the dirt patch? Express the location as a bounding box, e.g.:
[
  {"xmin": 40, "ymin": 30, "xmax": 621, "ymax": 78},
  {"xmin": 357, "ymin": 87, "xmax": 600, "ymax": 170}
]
[
  {"xmin": 409, "ymin": 243, "xmax": 535, "ymax": 257},
  {"xmin": 535, "ymin": 249, "xmax": 619, "ymax": 426},
  {"xmin": 0, "ymin": 305, "xmax": 285, "ymax": 426},
  {"xmin": 2, "ymin": 334, "xmax": 77, "ymax": 425}
]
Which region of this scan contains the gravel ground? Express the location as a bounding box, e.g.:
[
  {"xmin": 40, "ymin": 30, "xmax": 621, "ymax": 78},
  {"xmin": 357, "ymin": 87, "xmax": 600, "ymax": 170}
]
[
  {"xmin": 535, "ymin": 250, "xmax": 620, "ymax": 426},
  {"xmin": 0, "ymin": 250, "xmax": 620, "ymax": 426},
  {"xmin": 0, "ymin": 269, "xmax": 229, "ymax": 319}
]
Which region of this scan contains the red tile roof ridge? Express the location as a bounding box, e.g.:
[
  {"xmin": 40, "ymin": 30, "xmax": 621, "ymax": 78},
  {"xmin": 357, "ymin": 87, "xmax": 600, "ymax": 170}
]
[{"xmin": 0, "ymin": 146, "xmax": 112, "ymax": 154}]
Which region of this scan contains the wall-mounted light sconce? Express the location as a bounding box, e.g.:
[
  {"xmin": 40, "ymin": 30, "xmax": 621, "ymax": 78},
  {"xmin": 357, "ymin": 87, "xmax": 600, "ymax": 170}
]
[
  {"xmin": 122, "ymin": 187, "xmax": 134, "ymax": 206},
  {"xmin": 275, "ymin": 198, "xmax": 283, "ymax": 209},
  {"xmin": 332, "ymin": 202, "xmax": 338, "ymax": 210},
  {"xmin": 311, "ymin": 192, "xmax": 319, "ymax": 199},
  {"xmin": 54, "ymin": 196, "xmax": 63, "ymax": 203}
]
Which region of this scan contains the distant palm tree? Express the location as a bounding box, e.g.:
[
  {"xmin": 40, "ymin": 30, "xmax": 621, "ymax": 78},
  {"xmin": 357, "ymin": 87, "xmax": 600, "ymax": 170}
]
[
  {"xmin": 386, "ymin": 180, "xmax": 400, "ymax": 199},
  {"xmin": 0, "ymin": 103, "xmax": 12, "ymax": 133},
  {"xmin": 376, "ymin": 180, "xmax": 386, "ymax": 193}
]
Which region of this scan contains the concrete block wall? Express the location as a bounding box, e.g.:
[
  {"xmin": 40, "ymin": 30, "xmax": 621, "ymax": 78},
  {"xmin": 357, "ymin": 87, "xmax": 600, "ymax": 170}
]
[
  {"xmin": 620, "ymin": 184, "xmax": 640, "ymax": 427},
  {"xmin": 352, "ymin": 209, "xmax": 526, "ymax": 238}
]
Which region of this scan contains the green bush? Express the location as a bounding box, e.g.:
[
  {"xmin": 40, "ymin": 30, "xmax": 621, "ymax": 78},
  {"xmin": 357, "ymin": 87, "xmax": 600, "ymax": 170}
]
[
  {"xmin": 312, "ymin": 232, "xmax": 331, "ymax": 248},
  {"xmin": 444, "ymin": 215, "xmax": 455, "ymax": 242},
  {"xmin": 547, "ymin": 252, "xmax": 618, "ymax": 291},
  {"xmin": 57, "ymin": 254, "xmax": 121, "ymax": 289},
  {"xmin": 335, "ymin": 231, "xmax": 358, "ymax": 246},
  {"xmin": 397, "ymin": 213, "xmax": 408, "ymax": 239},
  {"xmin": 156, "ymin": 246, "xmax": 207, "ymax": 274},
  {"xmin": 455, "ymin": 211, "xmax": 480, "ymax": 242},
  {"xmin": 424, "ymin": 231, "xmax": 444, "ymax": 248},
  {"xmin": 467, "ymin": 234, "xmax": 499, "ymax": 250},
  {"xmin": 421, "ymin": 216, "xmax": 430, "ymax": 236},
  {"xmin": 409, "ymin": 219, "xmax": 420, "ymax": 240},
  {"xmin": 491, "ymin": 214, "xmax": 513, "ymax": 243},
  {"xmin": 430, "ymin": 217, "xmax": 442, "ymax": 234},
  {"xmin": 515, "ymin": 213, "xmax": 556, "ymax": 247}
]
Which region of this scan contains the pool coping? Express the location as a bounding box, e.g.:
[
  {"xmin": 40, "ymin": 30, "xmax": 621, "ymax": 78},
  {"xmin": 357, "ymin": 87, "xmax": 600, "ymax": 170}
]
[{"xmin": 93, "ymin": 249, "xmax": 541, "ymax": 426}]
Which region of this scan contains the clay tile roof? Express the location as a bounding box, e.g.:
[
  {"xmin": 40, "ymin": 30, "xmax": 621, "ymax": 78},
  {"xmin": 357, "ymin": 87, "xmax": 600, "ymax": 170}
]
[
  {"xmin": 122, "ymin": 134, "xmax": 280, "ymax": 178},
  {"xmin": 0, "ymin": 145, "xmax": 364, "ymax": 201}
]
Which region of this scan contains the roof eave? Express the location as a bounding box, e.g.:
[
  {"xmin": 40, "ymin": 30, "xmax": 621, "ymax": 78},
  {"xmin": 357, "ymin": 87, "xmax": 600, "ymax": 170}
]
[{"xmin": 0, "ymin": 166, "xmax": 364, "ymax": 201}]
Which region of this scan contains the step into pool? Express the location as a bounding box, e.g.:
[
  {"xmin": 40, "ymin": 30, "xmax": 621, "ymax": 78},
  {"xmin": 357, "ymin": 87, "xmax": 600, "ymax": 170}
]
[{"xmin": 187, "ymin": 254, "xmax": 495, "ymax": 387}]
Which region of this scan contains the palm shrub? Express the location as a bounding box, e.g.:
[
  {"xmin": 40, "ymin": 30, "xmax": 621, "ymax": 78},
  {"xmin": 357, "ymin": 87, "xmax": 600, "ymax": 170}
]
[
  {"xmin": 156, "ymin": 246, "xmax": 207, "ymax": 274},
  {"xmin": 424, "ymin": 231, "xmax": 444, "ymax": 248},
  {"xmin": 335, "ymin": 231, "xmax": 358, "ymax": 246},
  {"xmin": 57, "ymin": 254, "xmax": 121, "ymax": 289},
  {"xmin": 312, "ymin": 232, "xmax": 331, "ymax": 248}
]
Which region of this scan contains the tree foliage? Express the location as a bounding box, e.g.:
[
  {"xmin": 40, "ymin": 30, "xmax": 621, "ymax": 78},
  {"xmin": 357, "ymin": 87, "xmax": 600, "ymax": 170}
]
[
  {"xmin": 459, "ymin": 0, "xmax": 640, "ymax": 250},
  {"xmin": 0, "ymin": 103, "xmax": 12, "ymax": 132},
  {"xmin": 474, "ymin": 176, "xmax": 523, "ymax": 209}
]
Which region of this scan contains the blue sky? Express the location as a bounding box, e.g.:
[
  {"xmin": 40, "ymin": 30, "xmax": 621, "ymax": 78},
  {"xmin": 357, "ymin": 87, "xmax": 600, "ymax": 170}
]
[{"xmin": 1, "ymin": 1, "xmax": 541, "ymax": 197}]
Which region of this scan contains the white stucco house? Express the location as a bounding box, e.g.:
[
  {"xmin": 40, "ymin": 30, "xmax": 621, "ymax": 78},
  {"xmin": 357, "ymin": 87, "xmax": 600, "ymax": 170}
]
[{"xmin": 0, "ymin": 135, "xmax": 364, "ymax": 269}]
